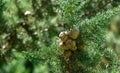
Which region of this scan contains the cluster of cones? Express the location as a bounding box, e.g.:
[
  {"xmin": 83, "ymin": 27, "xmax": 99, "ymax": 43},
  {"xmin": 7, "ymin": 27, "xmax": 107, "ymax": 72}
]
[{"xmin": 59, "ymin": 29, "xmax": 80, "ymax": 58}]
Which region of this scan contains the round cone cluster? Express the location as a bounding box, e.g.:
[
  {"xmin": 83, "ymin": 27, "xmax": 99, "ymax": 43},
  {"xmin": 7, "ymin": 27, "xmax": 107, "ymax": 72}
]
[{"xmin": 59, "ymin": 29, "xmax": 80, "ymax": 58}]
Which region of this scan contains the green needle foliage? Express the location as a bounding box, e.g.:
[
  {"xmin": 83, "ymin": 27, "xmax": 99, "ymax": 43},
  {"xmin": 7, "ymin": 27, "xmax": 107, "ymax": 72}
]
[
  {"xmin": 0, "ymin": 0, "xmax": 120, "ymax": 73},
  {"xmin": 59, "ymin": 0, "xmax": 120, "ymax": 73}
]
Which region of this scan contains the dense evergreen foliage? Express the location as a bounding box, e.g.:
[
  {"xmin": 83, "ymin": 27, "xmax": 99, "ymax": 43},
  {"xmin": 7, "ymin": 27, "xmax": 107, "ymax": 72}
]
[{"xmin": 0, "ymin": 0, "xmax": 120, "ymax": 73}]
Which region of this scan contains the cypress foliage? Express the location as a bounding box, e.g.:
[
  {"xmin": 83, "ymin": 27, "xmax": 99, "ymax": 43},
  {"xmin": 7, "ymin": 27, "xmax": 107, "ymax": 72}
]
[
  {"xmin": 59, "ymin": 0, "xmax": 120, "ymax": 72},
  {"xmin": 0, "ymin": 0, "xmax": 120, "ymax": 73}
]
